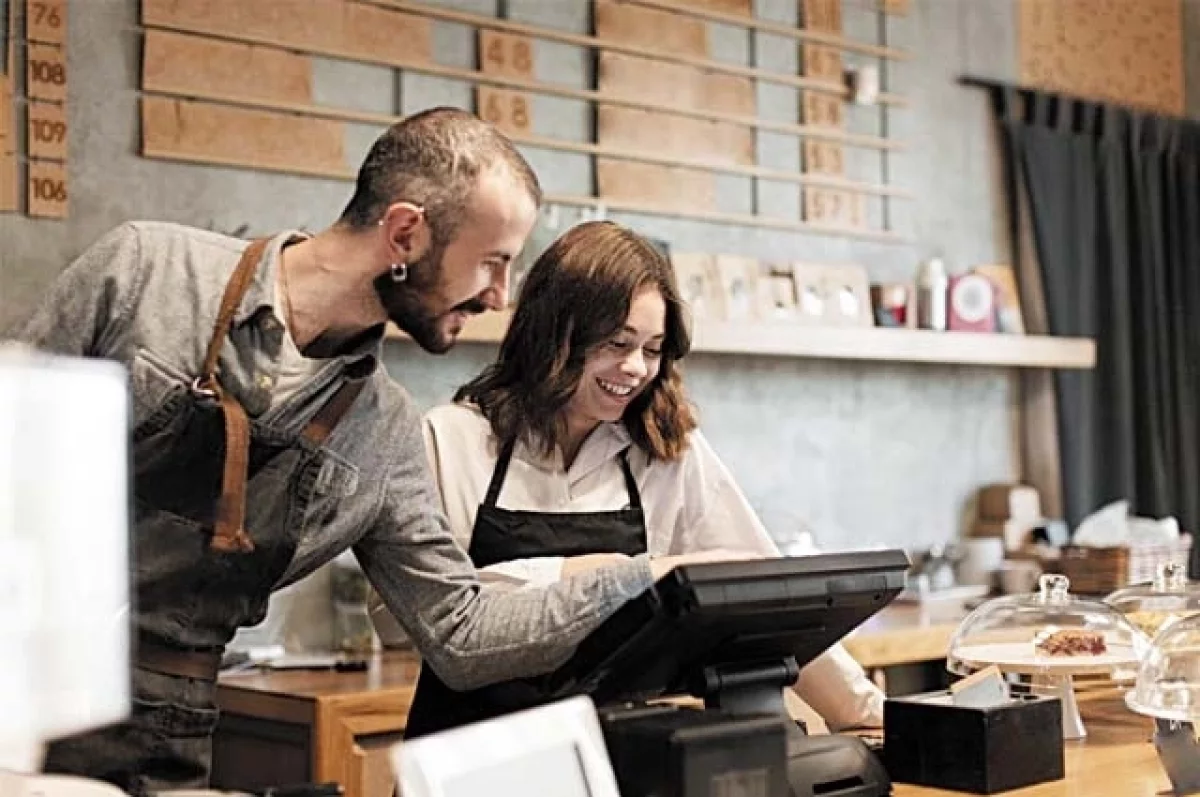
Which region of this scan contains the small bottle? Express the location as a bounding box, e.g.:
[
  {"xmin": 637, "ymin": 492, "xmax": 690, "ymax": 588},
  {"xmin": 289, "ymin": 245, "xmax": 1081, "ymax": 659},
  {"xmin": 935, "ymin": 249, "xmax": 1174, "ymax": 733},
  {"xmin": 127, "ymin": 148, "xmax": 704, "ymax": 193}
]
[{"xmin": 916, "ymin": 257, "xmax": 949, "ymax": 331}]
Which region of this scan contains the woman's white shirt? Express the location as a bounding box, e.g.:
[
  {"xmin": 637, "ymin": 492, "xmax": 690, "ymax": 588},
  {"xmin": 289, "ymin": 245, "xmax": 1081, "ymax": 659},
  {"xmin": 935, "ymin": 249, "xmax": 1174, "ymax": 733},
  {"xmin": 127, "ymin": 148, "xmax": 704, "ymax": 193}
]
[{"xmin": 421, "ymin": 402, "xmax": 884, "ymax": 730}]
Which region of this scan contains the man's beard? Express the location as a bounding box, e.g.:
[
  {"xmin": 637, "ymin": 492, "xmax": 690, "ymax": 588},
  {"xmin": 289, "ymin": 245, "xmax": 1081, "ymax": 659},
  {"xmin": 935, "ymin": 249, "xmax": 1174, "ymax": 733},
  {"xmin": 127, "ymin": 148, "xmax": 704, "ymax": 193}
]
[{"xmin": 374, "ymin": 244, "xmax": 486, "ymax": 354}]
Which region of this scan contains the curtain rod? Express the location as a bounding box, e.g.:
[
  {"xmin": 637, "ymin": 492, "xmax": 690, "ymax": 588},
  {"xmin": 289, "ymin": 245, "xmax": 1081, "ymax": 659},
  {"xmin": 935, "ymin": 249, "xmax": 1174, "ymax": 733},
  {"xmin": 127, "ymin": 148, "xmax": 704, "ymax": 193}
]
[{"xmin": 958, "ymin": 75, "xmax": 1190, "ymax": 124}]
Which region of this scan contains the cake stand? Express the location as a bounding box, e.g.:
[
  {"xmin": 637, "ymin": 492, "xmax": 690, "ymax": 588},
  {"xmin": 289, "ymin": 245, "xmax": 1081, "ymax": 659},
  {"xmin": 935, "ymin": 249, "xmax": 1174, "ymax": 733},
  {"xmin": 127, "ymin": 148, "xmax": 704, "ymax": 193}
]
[{"xmin": 952, "ymin": 640, "xmax": 1140, "ymax": 739}]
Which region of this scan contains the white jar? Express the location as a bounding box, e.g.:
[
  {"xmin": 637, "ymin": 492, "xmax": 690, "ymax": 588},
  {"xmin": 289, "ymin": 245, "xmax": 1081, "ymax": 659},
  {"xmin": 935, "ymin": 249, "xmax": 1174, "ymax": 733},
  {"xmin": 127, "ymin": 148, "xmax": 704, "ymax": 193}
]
[{"xmin": 916, "ymin": 257, "xmax": 949, "ymax": 331}]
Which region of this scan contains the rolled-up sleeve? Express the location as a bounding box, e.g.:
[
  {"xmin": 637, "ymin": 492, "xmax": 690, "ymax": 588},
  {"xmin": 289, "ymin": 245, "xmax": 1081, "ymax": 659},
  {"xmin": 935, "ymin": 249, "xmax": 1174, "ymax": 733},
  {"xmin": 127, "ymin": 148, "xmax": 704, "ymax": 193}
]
[{"xmin": 356, "ymin": 408, "xmax": 654, "ymax": 690}]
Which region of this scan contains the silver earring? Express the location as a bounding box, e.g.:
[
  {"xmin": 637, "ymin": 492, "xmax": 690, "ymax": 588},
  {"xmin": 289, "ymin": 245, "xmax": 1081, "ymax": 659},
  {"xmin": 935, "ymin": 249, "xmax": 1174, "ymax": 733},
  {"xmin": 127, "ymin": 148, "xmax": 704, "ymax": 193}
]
[{"xmin": 390, "ymin": 262, "xmax": 408, "ymax": 283}]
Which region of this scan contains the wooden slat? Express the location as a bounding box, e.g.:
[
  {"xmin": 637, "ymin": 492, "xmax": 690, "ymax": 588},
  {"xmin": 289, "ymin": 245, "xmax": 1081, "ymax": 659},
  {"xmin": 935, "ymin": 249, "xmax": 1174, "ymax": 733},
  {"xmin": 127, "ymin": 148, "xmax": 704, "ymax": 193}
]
[
  {"xmin": 138, "ymin": 22, "xmax": 899, "ymax": 152},
  {"xmin": 142, "ymin": 0, "xmax": 431, "ymax": 68},
  {"xmin": 598, "ymin": 53, "xmax": 754, "ymax": 117},
  {"xmin": 478, "ymin": 30, "xmax": 534, "ymax": 80},
  {"xmin": 547, "ymin": 192, "xmax": 911, "ymax": 243},
  {"xmin": 619, "ymin": 0, "xmax": 909, "ymax": 61},
  {"xmin": 475, "ymin": 86, "xmax": 532, "ymax": 137},
  {"xmin": 26, "ymin": 0, "xmax": 66, "ymax": 45},
  {"xmin": 26, "ymin": 42, "xmax": 66, "ymax": 103},
  {"xmin": 140, "ymin": 83, "xmax": 908, "ymax": 198},
  {"xmin": 691, "ymin": 0, "xmax": 751, "ymax": 13},
  {"xmin": 138, "ymin": 95, "xmax": 906, "ymax": 241},
  {"xmin": 0, "ymin": 152, "xmax": 16, "ymax": 212},
  {"xmin": 136, "ymin": 103, "xmax": 906, "ymax": 242},
  {"xmin": 593, "ymin": 0, "xmax": 707, "ymax": 57},
  {"xmin": 0, "ymin": 79, "xmax": 12, "ymax": 156},
  {"xmin": 143, "ymin": 30, "xmax": 313, "ymax": 107},
  {"xmin": 802, "ymin": 0, "xmax": 843, "ymax": 33},
  {"xmin": 367, "ymin": 0, "xmax": 905, "ymax": 107},
  {"xmin": 27, "ymin": 160, "xmax": 67, "ymax": 218},
  {"xmin": 596, "ymin": 159, "xmax": 715, "ymax": 213},
  {"xmin": 141, "ymin": 97, "xmax": 348, "ymax": 179},
  {"xmin": 598, "ymin": 106, "xmax": 753, "ymax": 167},
  {"xmin": 0, "ymin": 79, "xmax": 15, "ymax": 212},
  {"xmin": 27, "ymin": 100, "xmax": 67, "ymax": 161}
]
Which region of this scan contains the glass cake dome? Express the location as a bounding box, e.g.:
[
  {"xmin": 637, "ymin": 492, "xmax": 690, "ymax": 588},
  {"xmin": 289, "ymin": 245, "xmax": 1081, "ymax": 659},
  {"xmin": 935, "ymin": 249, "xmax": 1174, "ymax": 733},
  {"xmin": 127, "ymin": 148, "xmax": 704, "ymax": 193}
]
[
  {"xmin": 1105, "ymin": 562, "xmax": 1200, "ymax": 640},
  {"xmin": 947, "ymin": 574, "xmax": 1148, "ymax": 679},
  {"xmin": 1126, "ymin": 612, "xmax": 1200, "ymax": 722}
]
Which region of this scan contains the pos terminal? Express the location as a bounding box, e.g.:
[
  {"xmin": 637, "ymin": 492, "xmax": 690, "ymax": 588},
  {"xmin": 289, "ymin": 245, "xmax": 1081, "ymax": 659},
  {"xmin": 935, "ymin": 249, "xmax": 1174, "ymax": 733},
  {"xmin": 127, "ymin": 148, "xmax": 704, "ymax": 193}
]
[{"xmin": 542, "ymin": 550, "xmax": 909, "ymax": 797}]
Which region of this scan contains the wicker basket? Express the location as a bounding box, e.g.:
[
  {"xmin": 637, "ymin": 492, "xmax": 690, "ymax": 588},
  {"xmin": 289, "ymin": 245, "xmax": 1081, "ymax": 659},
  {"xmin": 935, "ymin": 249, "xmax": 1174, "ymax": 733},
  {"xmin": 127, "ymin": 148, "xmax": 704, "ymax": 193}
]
[{"xmin": 1059, "ymin": 534, "xmax": 1193, "ymax": 595}]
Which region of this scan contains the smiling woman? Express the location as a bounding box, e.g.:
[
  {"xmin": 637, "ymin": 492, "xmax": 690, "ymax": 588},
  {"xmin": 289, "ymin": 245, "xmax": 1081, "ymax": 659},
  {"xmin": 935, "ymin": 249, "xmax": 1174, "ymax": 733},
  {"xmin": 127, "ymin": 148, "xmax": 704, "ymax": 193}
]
[
  {"xmin": 458, "ymin": 220, "xmax": 696, "ymax": 469},
  {"xmin": 400, "ymin": 220, "xmax": 887, "ymax": 740}
]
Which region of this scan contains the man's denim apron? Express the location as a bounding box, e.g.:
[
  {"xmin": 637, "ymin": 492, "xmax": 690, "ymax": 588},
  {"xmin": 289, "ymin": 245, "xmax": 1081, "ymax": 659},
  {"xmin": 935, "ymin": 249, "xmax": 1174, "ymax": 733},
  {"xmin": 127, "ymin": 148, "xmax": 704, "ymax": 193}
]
[{"xmin": 43, "ymin": 239, "xmax": 365, "ymax": 796}]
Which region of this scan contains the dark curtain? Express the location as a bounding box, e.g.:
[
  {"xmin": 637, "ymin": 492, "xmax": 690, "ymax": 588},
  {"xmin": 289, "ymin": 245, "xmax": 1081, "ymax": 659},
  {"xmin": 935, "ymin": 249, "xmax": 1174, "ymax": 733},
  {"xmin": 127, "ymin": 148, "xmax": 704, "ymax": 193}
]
[{"xmin": 991, "ymin": 86, "xmax": 1200, "ymax": 566}]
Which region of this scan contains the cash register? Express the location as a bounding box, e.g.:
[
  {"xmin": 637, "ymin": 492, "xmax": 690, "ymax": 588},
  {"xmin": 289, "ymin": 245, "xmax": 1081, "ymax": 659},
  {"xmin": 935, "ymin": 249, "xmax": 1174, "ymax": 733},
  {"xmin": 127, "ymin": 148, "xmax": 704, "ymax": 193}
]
[{"xmin": 541, "ymin": 550, "xmax": 909, "ymax": 797}]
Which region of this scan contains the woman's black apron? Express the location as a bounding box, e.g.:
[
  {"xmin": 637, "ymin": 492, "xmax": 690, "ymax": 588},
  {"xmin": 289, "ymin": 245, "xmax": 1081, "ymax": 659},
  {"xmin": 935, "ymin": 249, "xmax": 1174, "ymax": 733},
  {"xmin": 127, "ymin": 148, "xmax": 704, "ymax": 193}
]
[{"xmin": 402, "ymin": 439, "xmax": 648, "ymax": 739}]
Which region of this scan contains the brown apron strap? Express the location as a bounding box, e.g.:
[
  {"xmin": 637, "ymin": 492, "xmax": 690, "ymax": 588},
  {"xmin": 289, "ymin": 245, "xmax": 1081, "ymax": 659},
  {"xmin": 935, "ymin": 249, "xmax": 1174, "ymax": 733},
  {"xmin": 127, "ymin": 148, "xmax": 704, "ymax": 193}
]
[
  {"xmin": 302, "ymin": 379, "xmax": 367, "ymax": 445},
  {"xmin": 196, "ymin": 238, "xmax": 271, "ymax": 555}
]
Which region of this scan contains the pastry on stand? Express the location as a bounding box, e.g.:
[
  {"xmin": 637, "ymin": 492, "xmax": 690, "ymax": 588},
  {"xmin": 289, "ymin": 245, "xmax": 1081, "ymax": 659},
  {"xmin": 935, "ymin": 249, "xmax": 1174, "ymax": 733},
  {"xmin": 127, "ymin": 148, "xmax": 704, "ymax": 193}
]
[
  {"xmin": 1106, "ymin": 561, "xmax": 1200, "ymax": 639},
  {"xmin": 946, "ymin": 574, "xmax": 1148, "ymax": 739}
]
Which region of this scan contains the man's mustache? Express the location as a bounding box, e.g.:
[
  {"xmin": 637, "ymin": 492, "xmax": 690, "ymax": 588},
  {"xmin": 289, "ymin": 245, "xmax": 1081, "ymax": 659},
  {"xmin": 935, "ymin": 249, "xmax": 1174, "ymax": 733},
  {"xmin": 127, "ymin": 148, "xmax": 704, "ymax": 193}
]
[{"xmin": 454, "ymin": 298, "xmax": 488, "ymax": 315}]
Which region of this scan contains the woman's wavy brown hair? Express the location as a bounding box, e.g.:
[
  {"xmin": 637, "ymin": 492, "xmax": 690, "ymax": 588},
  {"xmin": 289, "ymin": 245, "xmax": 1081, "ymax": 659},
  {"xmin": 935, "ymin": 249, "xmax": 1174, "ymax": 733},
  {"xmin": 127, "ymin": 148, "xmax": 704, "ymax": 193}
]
[{"xmin": 455, "ymin": 220, "xmax": 698, "ymax": 461}]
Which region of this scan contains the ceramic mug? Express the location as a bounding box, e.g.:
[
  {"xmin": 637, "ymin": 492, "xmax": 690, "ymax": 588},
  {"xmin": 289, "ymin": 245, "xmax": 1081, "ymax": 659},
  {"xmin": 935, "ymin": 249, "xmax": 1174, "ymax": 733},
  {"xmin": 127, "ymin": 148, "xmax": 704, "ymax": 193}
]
[{"xmin": 998, "ymin": 560, "xmax": 1043, "ymax": 595}]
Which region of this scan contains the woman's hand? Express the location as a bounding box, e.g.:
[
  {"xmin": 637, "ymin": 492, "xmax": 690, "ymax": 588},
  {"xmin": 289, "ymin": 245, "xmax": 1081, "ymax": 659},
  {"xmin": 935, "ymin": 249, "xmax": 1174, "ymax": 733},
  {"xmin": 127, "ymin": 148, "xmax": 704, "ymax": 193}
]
[
  {"xmin": 649, "ymin": 548, "xmax": 761, "ymax": 580},
  {"xmin": 560, "ymin": 552, "xmax": 633, "ymax": 577}
]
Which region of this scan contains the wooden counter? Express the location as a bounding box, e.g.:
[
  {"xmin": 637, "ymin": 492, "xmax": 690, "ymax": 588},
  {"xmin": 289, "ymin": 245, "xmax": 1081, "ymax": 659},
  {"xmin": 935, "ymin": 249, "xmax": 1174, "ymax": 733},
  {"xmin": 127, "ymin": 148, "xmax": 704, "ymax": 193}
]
[
  {"xmin": 843, "ymin": 603, "xmax": 966, "ymax": 669},
  {"xmin": 214, "ymin": 650, "xmax": 1169, "ymax": 797},
  {"xmin": 894, "ymin": 696, "xmax": 1167, "ymax": 796},
  {"xmin": 212, "ymin": 651, "xmax": 421, "ymax": 797}
]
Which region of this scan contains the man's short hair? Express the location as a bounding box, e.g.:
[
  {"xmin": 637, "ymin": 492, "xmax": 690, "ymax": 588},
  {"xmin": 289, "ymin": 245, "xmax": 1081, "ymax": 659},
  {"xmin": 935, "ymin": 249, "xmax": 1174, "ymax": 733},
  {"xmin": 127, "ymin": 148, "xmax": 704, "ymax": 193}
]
[{"xmin": 339, "ymin": 107, "xmax": 542, "ymax": 246}]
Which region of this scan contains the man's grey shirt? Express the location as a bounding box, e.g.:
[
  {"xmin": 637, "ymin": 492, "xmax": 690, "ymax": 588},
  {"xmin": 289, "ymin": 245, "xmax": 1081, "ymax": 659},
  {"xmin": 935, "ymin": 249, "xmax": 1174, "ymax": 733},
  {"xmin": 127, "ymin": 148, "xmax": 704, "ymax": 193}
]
[{"xmin": 14, "ymin": 221, "xmax": 654, "ymax": 689}]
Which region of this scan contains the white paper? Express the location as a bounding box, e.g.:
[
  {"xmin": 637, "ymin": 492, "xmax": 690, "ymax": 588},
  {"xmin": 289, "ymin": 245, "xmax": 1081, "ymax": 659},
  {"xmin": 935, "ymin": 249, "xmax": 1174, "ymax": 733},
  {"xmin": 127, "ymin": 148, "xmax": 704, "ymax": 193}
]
[{"xmin": 0, "ymin": 351, "xmax": 130, "ymax": 758}]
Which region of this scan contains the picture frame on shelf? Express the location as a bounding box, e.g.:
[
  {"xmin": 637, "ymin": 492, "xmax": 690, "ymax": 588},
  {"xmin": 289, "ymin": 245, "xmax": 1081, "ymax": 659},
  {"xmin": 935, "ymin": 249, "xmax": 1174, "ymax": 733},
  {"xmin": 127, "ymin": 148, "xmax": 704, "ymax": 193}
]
[
  {"xmin": 971, "ymin": 264, "xmax": 1025, "ymax": 334},
  {"xmin": 672, "ymin": 252, "xmax": 724, "ymax": 322},
  {"xmin": 791, "ymin": 263, "xmax": 874, "ymax": 327},
  {"xmin": 714, "ymin": 254, "xmax": 760, "ymax": 322},
  {"xmin": 759, "ymin": 265, "xmax": 800, "ymax": 321}
]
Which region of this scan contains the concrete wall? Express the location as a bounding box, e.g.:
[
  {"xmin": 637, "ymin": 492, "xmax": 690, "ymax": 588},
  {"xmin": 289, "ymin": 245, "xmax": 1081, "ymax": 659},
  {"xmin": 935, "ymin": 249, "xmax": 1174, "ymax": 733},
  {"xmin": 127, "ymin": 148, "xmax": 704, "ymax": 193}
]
[{"xmin": 0, "ymin": 0, "xmax": 1053, "ymax": 648}]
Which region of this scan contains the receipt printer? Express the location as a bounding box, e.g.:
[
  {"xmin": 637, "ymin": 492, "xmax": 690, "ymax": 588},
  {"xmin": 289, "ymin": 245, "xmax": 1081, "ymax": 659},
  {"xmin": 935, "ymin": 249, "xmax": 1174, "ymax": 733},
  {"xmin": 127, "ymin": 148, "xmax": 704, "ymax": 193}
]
[{"xmin": 598, "ymin": 705, "xmax": 890, "ymax": 797}]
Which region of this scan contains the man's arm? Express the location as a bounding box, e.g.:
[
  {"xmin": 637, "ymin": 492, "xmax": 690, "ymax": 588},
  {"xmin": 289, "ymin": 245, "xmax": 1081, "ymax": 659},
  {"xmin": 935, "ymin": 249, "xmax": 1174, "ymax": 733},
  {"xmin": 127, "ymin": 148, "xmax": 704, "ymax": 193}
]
[
  {"xmin": 356, "ymin": 411, "xmax": 656, "ymax": 691},
  {"xmin": 10, "ymin": 223, "xmax": 145, "ymax": 356}
]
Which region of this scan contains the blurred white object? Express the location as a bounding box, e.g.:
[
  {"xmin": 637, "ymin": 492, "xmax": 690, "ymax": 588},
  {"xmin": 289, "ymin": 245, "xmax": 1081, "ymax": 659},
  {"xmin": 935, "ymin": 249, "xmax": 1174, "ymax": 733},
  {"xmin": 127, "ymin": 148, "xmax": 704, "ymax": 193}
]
[
  {"xmin": 844, "ymin": 64, "xmax": 880, "ymax": 105},
  {"xmin": 1074, "ymin": 500, "xmax": 1181, "ymax": 548},
  {"xmin": 0, "ymin": 348, "xmax": 130, "ymax": 791},
  {"xmin": 997, "ymin": 560, "xmax": 1043, "ymax": 595},
  {"xmin": 958, "ymin": 537, "xmax": 1004, "ymax": 588},
  {"xmin": 392, "ymin": 696, "xmax": 620, "ymax": 797}
]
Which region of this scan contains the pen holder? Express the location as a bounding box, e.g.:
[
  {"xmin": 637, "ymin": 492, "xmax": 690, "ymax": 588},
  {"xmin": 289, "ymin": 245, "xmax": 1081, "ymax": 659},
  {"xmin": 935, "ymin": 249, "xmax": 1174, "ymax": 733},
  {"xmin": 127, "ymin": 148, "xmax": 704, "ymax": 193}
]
[{"xmin": 883, "ymin": 690, "xmax": 1064, "ymax": 794}]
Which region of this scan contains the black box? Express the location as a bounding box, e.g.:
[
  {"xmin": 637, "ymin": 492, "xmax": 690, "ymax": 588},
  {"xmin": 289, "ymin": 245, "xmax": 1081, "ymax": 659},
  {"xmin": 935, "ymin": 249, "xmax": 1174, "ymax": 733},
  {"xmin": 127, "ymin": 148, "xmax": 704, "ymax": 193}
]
[
  {"xmin": 883, "ymin": 691, "xmax": 1065, "ymax": 794},
  {"xmin": 598, "ymin": 705, "xmax": 789, "ymax": 797}
]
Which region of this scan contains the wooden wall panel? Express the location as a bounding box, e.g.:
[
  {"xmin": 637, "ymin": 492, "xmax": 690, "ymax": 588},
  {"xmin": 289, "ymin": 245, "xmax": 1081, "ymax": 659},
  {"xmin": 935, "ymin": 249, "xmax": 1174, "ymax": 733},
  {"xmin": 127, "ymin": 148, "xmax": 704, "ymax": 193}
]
[
  {"xmin": 598, "ymin": 106, "xmax": 752, "ymax": 167},
  {"xmin": 1018, "ymin": 0, "xmax": 1183, "ymax": 115},
  {"xmin": 597, "ymin": 53, "xmax": 753, "ymax": 117},
  {"xmin": 593, "ymin": 0, "xmax": 706, "ymax": 56},
  {"xmin": 27, "ymin": 100, "xmax": 66, "ymax": 161},
  {"xmin": 26, "ymin": 0, "xmax": 66, "ymax": 45},
  {"xmin": 0, "ymin": 78, "xmax": 16, "ymax": 212},
  {"xmin": 27, "ymin": 160, "xmax": 67, "ymax": 218},
  {"xmin": 141, "ymin": 0, "xmax": 431, "ymax": 67},
  {"xmin": 594, "ymin": 0, "xmax": 756, "ymax": 213},
  {"xmin": 690, "ymin": 0, "xmax": 751, "ymax": 14},
  {"xmin": 143, "ymin": 30, "xmax": 313, "ymax": 107},
  {"xmin": 141, "ymin": 97, "xmax": 348, "ymax": 178},
  {"xmin": 596, "ymin": 160, "xmax": 715, "ymax": 212}
]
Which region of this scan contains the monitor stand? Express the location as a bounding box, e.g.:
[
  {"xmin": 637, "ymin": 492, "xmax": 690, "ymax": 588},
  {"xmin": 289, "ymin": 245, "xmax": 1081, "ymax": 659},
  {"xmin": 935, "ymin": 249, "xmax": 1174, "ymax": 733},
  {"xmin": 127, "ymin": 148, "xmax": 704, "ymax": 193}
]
[
  {"xmin": 1154, "ymin": 718, "xmax": 1200, "ymax": 796},
  {"xmin": 695, "ymin": 657, "xmax": 890, "ymax": 797},
  {"xmin": 698, "ymin": 659, "xmax": 800, "ymax": 722}
]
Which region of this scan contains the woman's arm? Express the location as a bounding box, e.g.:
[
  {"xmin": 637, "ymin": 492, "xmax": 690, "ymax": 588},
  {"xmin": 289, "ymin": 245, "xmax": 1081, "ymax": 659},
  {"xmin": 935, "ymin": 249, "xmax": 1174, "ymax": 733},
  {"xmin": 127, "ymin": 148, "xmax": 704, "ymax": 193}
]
[{"xmin": 675, "ymin": 430, "xmax": 885, "ymax": 730}]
